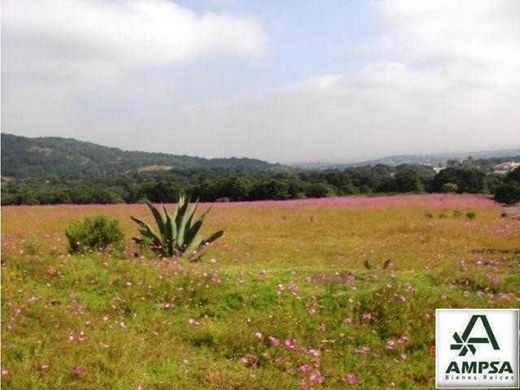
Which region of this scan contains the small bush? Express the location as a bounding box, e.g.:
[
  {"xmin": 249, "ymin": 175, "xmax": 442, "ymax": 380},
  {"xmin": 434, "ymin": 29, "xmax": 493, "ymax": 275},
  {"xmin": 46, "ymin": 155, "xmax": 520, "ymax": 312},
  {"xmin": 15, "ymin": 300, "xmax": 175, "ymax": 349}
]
[
  {"xmin": 65, "ymin": 216, "xmax": 124, "ymax": 254},
  {"xmin": 466, "ymin": 211, "xmax": 476, "ymax": 219},
  {"xmin": 305, "ymin": 182, "xmax": 335, "ymax": 198},
  {"xmin": 441, "ymin": 183, "xmax": 458, "ymax": 193},
  {"xmin": 494, "ymin": 183, "xmax": 520, "ymax": 204}
]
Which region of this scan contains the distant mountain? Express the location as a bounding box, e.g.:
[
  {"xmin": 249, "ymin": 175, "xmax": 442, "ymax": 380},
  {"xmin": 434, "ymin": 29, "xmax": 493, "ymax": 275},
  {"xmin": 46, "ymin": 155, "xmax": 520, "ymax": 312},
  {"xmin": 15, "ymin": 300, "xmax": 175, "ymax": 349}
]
[
  {"xmin": 293, "ymin": 149, "xmax": 520, "ymax": 170},
  {"xmin": 1, "ymin": 133, "xmax": 282, "ymax": 178}
]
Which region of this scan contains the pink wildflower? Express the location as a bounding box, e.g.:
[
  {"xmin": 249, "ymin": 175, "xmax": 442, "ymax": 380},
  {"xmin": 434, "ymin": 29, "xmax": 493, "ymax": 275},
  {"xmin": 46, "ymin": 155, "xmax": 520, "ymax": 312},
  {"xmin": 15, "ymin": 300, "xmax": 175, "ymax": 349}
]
[
  {"xmin": 362, "ymin": 313, "xmax": 372, "ymax": 321},
  {"xmin": 70, "ymin": 366, "xmax": 84, "ymax": 378},
  {"xmin": 355, "ymin": 345, "xmax": 370, "ymax": 354},
  {"xmin": 39, "ymin": 363, "xmax": 50, "ymax": 373},
  {"xmin": 386, "ymin": 339, "xmax": 396, "ymax": 350},
  {"xmin": 309, "ymin": 371, "xmax": 324, "ymax": 383},
  {"xmin": 306, "ymin": 348, "xmax": 320, "ymax": 358},
  {"xmin": 1, "ymin": 368, "xmax": 9, "ymax": 377},
  {"xmin": 298, "ymin": 363, "xmax": 312, "ymax": 373},
  {"xmin": 284, "ymin": 338, "xmax": 296, "ymax": 349},
  {"xmin": 254, "ymin": 332, "xmax": 263, "ymax": 340},
  {"xmin": 343, "ymin": 372, "xmax": 358, "ymax": 385},
  {"xmin": 240, "ymin": 354, "xmax": 257, "ymax": 368},
  {"xmin": 268, "ymin": 336, "xmax": 280, "ymax": 346},
  {"xmin": 188, "ymin": 318, "xmax": 199, "ymax": 326}
]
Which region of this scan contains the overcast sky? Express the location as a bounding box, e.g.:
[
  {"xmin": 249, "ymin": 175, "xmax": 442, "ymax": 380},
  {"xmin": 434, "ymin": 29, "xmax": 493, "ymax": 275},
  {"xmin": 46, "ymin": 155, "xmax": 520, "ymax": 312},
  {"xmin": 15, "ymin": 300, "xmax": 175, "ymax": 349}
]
[{"xmin": 2, "ymin": 0, "xmax": 520, "ymax": 163}]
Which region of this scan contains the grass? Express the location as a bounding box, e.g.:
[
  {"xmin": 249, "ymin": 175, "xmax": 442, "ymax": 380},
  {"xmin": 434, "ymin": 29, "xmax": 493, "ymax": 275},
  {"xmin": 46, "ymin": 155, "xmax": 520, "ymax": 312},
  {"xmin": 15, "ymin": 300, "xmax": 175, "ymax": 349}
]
[{"xmin": 2, "ymin": 194, "xmax": 519, "ymax": 389}]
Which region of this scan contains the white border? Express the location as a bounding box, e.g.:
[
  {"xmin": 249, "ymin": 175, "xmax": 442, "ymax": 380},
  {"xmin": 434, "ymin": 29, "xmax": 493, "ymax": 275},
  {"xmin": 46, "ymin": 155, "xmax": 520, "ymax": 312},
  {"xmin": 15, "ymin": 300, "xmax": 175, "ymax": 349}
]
[{"xmin": 435, "ymin": 308, "xmax": 520, "ymax": 389}]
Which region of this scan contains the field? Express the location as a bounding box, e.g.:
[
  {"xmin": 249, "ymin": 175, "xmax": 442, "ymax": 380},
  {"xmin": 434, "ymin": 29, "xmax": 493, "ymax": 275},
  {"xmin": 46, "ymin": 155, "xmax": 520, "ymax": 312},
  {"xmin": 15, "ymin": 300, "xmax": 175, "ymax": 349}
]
[{"xmin": 1, "ymin": 194, "xmax": 519, "ymax": 389}]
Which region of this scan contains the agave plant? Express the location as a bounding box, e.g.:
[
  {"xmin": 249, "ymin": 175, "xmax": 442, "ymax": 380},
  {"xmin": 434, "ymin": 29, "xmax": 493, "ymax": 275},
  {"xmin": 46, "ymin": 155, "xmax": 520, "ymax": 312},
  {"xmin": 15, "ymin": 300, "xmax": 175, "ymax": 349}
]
[{"xmin": 131, "ymin": 194, "xmax": 223, "ymax": 259}]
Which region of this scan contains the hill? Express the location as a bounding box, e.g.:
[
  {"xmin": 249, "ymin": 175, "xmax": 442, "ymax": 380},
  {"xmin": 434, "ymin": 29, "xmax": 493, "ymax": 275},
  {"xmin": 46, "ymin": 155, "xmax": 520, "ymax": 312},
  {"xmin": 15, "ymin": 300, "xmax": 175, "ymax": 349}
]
[
  {"xmin": 1, "ymin": 133, "xmax": 280, "ymax": 179},
  {"xmin": 294, "ymin": 148, "xmax": 520, "ymax": 169}
]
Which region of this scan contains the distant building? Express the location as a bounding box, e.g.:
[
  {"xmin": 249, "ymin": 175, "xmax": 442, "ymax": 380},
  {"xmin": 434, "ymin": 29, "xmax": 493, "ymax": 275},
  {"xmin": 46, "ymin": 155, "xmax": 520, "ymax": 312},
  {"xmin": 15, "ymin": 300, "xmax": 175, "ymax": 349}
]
[{"xmin": 493, "ymin": 161, "xmax": 520, "ymax": 175}]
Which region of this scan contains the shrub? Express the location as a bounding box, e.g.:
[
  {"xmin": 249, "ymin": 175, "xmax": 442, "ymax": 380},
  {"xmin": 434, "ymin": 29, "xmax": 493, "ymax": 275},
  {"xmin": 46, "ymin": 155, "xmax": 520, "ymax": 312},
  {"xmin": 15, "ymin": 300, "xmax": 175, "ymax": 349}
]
[
  {"xmin": 131, "ymin": 194, "xmax": 223, "ymax": 260},
  {"xmin": 494, "ymin": 183, "xmax": 520, "ymax": 204},
  {"xmin": 65, "ymin": 216, "xmax": 124, "ymax": 254},
  {"xmin": 430, "ymin": 167, "xmax": 485, "ymax": 193},
  {"xmin": 305, "ymin": 182, "xmax": 335, "ymax": 198},
  {"xmin": 441, "ymin": 183, "xmax": 458, "ymax": 193},
  {"xmin": 466, "ymin": 211, "xmax": 476, "ymax": 219}
]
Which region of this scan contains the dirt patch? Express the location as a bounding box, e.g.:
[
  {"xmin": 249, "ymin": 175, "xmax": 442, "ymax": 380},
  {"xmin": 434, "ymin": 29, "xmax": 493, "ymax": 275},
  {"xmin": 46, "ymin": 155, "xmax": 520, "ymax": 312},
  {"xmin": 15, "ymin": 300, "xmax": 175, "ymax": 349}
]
[
  {"xmin": 502, "ymin": 201, "xmax": 520, "ymax": 219},
  {"xmin": 470, "ymin": 248, "xmax": 520, "ymax": 255},
  {"xmin": 308, "ymin": 271, "xmax": 356, "ymax": 284}
]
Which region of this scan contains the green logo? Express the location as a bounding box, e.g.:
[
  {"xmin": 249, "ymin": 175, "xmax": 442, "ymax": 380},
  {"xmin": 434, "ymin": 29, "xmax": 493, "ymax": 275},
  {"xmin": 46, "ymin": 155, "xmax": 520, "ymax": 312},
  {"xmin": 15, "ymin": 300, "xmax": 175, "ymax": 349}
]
[{"xmin": 450, "ymin": 315, "xmax": 499, "ymax": 356}]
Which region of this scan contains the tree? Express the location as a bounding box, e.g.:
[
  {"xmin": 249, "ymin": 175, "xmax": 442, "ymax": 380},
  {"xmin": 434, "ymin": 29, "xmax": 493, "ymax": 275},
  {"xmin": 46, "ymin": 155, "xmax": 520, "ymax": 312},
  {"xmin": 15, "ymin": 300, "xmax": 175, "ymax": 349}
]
[
  {"xmin": 393, "ymin": 169, "xmax": 424, "ymax": 192},
  {"xmin": 250, "ymin": 179, "xmax": 290, "ymax": 200},
  {"xmin": 429, "ymin": 167, "xmax": 485, "ymax": 193},
  {"xmin": 321, "ymin": 169, "xmax": 356, "ymax": 194},
  {"xmin": 494, "ymin": 183, "xmax": 520, "ymax": 204},
  {"xmin": 305, "ymin": 182, "xmax": 335, "ymax": 198}
]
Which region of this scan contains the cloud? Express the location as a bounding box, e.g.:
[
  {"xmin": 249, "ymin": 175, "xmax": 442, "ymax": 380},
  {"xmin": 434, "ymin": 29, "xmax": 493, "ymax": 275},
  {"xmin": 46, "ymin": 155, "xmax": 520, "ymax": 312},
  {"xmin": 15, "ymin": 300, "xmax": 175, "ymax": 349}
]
[
  {"xmin": 2, "ymin": 1, "xmax": 519, "ymax": 163},
  {"xmin": 1, "ymin": 0, "xmax": 267, "ymax": 136},
  {"xmin": 2, "ymin": 0, "xmax": 266, "ymax": 67},
  {"xmin": 162, "ymin": 0, "xmax": 520, "ymax": 162}
]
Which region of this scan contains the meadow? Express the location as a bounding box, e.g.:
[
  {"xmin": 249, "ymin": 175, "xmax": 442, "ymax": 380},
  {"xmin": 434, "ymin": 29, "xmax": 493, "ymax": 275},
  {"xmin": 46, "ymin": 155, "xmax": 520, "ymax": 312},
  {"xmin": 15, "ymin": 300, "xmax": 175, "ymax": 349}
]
[{"xmin": 1, "ymin": 194, "xmax": 519, "ymax": 389}]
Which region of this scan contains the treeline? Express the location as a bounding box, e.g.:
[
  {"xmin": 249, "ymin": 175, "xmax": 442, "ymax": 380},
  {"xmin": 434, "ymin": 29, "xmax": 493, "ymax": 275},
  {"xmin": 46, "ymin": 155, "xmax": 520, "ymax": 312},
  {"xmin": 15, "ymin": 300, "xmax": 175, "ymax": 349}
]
[{"xmin": 3, "ymin": 159, "xmax": 520, "ymax": 205}]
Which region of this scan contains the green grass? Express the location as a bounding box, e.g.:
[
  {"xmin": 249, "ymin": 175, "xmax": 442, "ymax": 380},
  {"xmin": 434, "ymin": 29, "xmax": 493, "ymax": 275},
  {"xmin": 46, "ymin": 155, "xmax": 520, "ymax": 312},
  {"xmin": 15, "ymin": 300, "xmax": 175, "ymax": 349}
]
[
  {"xmin": 3, "ymin": 254, "xmax": 519, "ymax": 389},
  {"xmin": 2, "ymin": 199, "xmax": 520, "ymax": 388}
]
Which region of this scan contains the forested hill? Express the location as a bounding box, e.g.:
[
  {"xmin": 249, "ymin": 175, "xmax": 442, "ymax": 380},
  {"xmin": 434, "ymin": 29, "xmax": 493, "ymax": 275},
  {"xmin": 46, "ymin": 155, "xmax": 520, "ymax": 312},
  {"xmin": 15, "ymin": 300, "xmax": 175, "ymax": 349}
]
[{"xmin": 1, "ymin": 133, "xmax": 281, "ymax": 178}]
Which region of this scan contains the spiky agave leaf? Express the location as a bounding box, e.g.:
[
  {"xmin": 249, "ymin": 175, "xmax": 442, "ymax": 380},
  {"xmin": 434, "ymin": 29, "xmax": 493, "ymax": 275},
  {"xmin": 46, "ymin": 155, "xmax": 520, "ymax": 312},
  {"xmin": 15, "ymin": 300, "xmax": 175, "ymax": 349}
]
[
  {"xmin": 183, "ymin": 205, "xmax": 212, "ymax": 248},
  {"xmin": 162, "ymin": 205, "xmax": 175, "ymax": 256},
  {"xmin": 185, "ymin": 200, "xmax": 200, "ymax": 231},
  {"xmin": 130, "ymin": 216, "xmax": 162, "ymax": 249},
  {"xmin": 185, "ymin": 229, "xmax": 224, "ymax": 260},
  {"xmin": 131, "ymin": 193, "xmax": 223, "ymax": 259},
  {"xmin": 200, "ymin": 230, "xmax": 224, "ymax": 247},
  {"xmin": 145, "ymin": 201, "xmax": 166, "ymax": 242}
]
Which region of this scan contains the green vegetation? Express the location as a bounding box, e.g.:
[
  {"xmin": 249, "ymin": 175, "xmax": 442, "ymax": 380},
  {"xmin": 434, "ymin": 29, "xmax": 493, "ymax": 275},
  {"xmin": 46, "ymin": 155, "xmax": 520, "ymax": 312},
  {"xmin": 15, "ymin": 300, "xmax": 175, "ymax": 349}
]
[
  {"xmin": 2, "ymin": 134, "xmax": 520, "ymax": 205},
  {"xmin": 131, "ymin": 196, "xmax": 223, "ymax": 259},
  {"xmin": 2, "ymin": 198, "xmax": 519, "ymax": 389},
  {"xmin": 441, "ymin": 183, "xmax": 458, "ymax": 193},
  {"xmin": 4, "ymin": 164, "xmax": 520, "ymax": 205},
  {"xmin": 3, "ymin": 255, "xmax": 496, "ymax": 389},
  {"xmin": 494, "ymin": 167, "xmax": 520, "ymax": 204},
  {"xmin": 1, "ymin": 133, "xmax": 276, "ymax": 178},
  {"xmin": 65, "ymin": 216, "xmax": 124, "ymax": 254}
]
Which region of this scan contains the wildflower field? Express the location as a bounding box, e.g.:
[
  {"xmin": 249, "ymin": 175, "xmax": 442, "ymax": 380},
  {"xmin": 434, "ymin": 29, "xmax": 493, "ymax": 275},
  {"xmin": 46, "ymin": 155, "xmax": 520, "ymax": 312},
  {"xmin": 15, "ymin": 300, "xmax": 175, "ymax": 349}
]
[{"xmin": 2, "ymin": 194, "xmax": 519, "ymax": 389}]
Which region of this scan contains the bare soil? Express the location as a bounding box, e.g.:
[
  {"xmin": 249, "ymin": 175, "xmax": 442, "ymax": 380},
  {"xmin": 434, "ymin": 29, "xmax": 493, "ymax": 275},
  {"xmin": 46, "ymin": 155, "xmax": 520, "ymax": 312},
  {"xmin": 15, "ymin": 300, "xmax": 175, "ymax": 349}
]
[{"xmin": 502, "ymin": 201, "xmax": 520, "ymax": 219}]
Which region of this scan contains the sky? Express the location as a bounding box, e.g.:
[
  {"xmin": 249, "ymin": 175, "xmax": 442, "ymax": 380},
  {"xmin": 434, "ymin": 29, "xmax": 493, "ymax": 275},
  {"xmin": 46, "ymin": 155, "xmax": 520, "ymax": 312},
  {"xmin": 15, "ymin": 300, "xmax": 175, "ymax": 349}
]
[{"xmin": 2, "ymin": 0, "xmax": 520, "ymax": 163}]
